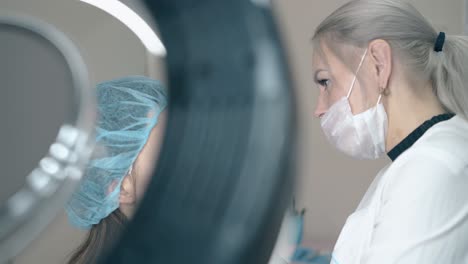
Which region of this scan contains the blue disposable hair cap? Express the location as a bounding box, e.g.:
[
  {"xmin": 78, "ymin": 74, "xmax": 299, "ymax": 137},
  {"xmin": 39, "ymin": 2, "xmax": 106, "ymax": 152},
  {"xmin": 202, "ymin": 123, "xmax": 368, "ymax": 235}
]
[{"xmin": 66, "ymin": 76, "xmax": 167, "ymax": 229}]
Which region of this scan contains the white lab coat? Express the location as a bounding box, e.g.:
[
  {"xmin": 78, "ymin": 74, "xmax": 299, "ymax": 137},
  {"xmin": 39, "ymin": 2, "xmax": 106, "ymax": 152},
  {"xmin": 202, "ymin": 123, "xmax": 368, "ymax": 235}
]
[{"xmin": 331, "ymin": 115, "xmax": 468, "ymax": 264}]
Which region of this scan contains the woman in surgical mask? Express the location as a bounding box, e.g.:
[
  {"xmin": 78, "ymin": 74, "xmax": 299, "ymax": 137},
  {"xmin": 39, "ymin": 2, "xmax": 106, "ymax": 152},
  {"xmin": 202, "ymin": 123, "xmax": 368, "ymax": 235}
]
[
  {"xmin": 65, "ymin": 76, "xmax": 167, "ymax": 264},
  {"xmin": 312, "ymin": 0, "xmax": 468, "ymax": 263}
]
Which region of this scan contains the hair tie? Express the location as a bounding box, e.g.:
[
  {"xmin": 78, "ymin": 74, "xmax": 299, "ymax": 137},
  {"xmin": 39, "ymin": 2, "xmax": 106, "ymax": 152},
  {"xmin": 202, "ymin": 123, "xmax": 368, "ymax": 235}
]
[{"xmin": 434, "ymin": 32, "xmax": 446, "ymax": 52}]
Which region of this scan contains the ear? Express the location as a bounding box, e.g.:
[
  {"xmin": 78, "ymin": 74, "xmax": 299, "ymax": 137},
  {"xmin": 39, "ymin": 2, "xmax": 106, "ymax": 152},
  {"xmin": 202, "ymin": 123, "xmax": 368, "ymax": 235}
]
[
  {"xmin": 119, "ymin": 174, "xmax": 136, "ymax": 205},
  {"xmin": 368, "ymin": 39, "xmax": 392, "ymax": 91}
]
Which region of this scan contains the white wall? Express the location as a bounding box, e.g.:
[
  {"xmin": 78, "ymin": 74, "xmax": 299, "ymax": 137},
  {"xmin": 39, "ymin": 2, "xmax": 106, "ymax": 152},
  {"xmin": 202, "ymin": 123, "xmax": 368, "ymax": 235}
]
[{"xmin": 465, "ymin": 0, "xmax": 468, "ymax": 34}]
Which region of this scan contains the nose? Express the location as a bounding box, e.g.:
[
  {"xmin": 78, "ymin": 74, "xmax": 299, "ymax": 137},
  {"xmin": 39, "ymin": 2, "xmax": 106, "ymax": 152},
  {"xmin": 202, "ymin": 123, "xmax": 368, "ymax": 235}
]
[{"xmin": 314, "ymin": 92, "xmax": 328, "ymax": 118}]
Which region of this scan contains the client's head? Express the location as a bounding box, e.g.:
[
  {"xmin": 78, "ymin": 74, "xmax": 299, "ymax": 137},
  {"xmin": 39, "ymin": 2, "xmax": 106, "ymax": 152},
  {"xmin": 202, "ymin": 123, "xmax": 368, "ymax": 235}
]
[{"xmin": 65, "ymin": 76, "xmax": 168, "ymax": 263}]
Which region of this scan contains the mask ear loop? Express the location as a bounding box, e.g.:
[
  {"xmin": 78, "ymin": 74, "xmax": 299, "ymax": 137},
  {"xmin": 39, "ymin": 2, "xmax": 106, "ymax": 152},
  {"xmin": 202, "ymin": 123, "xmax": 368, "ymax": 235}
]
[
  {"xmin": 376, "ymin": 93, "xmax": 383, "ymax": 106},
  {"xmin": 346, "ymin": 48, "xmax": 369, "ymax": 99}
]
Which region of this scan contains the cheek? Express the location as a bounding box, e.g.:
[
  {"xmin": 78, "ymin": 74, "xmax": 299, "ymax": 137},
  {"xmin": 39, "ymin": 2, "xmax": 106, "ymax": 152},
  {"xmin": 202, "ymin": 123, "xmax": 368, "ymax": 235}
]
[
  {"xmin": 326, "ymin": 81, "xmax": 348, "ymax": 106},
  {"xmin": 135, "ymin": 167, "xmax": 153, "ymax": 200},
  {"xmin": 134, "ymin": 131, "xmax": 164, "ymax": 200},
  {"xmin": 328, "ymin": 87, "xmax": 344, "ymax": 104},
  {"xmin": 134, "ymin": 145, "xmax": 160, "ymax": 200},
  {"xmin": 347, "ymin": 83, "xmax": 365, "ymax": 114},
  {"xmin": 348, "ymin": 76, "xmax": 379, "ymax": 114},
  {"xmin": 317, "ymin": 89, "xmax": 329, "ymax": 106},
  {"xmin": 134, "ymin": 111, "xmax": 167, "ymax": 201}
]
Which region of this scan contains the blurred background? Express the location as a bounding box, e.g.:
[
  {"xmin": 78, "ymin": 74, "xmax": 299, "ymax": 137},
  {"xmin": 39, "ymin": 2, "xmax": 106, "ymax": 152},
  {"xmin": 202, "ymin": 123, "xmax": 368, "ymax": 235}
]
[{"xmin": 1, "ymin": 0, "xmax": 465, "ymax": 263}]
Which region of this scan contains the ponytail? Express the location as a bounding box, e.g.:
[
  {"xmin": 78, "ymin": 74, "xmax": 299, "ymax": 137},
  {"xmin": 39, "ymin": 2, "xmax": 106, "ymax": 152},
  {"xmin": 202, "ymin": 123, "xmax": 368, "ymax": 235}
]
[{"xmin": 430, "ymin": 35, "xmax": 468, "ymax": 119}]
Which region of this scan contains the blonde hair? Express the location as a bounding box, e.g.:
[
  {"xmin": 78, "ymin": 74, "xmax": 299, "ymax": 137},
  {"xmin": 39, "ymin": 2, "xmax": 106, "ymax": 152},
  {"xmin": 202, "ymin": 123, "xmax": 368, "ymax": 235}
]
[{"xmin": 312, "ymin": 0, "xmax": 468, "ymax": 119}]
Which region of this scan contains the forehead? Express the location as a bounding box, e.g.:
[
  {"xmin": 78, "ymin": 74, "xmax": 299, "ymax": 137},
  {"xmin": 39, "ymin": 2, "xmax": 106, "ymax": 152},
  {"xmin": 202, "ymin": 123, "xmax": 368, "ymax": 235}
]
[
  {"xmin": 312, "ymin": 44, "xmax": 343, "ymax": 74},
  {"xmin": 312, "ymin": 39, "xmax": 361, "ymax": 73}
]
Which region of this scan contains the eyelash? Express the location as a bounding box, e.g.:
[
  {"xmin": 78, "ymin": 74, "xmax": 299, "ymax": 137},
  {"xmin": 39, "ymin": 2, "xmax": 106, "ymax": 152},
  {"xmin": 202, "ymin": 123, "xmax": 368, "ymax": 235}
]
[{"xmin": 317, "ymin": 78, "xmax": 330, "ymax": 88}]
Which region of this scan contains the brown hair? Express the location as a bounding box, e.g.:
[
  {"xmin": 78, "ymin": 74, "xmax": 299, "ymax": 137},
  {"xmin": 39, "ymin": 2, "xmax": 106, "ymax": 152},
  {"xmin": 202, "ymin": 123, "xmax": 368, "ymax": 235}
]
[{"xmin": 67, "ymin": 209, "xmax": 127, "ymax": 264}]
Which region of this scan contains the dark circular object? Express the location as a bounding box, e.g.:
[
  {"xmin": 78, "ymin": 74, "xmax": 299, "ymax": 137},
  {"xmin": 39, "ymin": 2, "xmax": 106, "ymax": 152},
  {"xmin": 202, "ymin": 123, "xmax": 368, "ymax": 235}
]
[{"xmin": 103, "ymin": 1, "xmax": 296, "ymax": 264}]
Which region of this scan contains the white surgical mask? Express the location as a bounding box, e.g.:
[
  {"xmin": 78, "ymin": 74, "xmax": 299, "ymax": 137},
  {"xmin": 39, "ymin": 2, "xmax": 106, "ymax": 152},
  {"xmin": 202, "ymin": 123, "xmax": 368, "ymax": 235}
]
[{"xmin": 320, "ymin": 48, "xmax": 388, "ymax": 160}]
